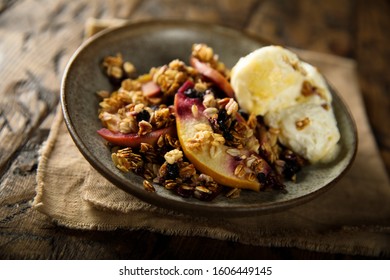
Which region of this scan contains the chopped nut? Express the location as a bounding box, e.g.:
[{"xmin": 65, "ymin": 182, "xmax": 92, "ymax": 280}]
[
  {"xmin": 295, "ymin": 117, "xmax": 310, "ymax": 130},
  {"xmin": 282, "ymin": 54, "xmax": 306, "ymax": 75},
  {"xmin": 164, "ymin": 149, "xmax": 183, "ymax": 164},
  {"xmin": 301, "ymin": 80, "xmax": 313, "ymax": 97},
  {"xmin": 321, "ymin": 103, "xmax": 330, "ymax": 111},
  {"xmin": 301, "ymin": 80, "xmax": 326, "ymax": 100}
]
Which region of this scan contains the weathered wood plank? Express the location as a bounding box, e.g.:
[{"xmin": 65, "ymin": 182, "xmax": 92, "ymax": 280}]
[
  {"xmin": 0, "ymin": 0, "xmax": 143, "ymax": 172},
  {"xmin": 0, "ymin": 0, "xmax": 144, "ymax": 259},
  {"xmin": 130, "ymin": 0, "xmax": 257, "ymax": 28},
  {"xmin": 356, "ymin": 0, "xmax": 390, "ymax": 175},
  {"xmin": 245, "ymin": 0, "xmax": 355, "ymax": 57}
]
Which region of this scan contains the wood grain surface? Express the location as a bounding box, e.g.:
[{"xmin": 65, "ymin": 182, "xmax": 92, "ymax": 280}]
[{"xmin": 0, "ymin": 0, "xmax": 388, "ymax": 259}]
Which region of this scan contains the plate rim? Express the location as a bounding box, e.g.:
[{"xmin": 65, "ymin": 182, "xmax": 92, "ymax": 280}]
[{"xmin": 61, "ymin": 20, "xmax": 358, "ymax": 217}]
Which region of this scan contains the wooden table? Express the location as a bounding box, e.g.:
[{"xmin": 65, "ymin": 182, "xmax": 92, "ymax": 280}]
[{"xmin": 0, "ymin": 0, "xmax": 388, "ymax": 259}]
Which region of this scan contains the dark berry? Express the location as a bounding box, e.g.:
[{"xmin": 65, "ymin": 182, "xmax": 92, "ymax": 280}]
[
  {"xmin": 280, "ymin": 150, "xmax": 302, "ymax": 180},
  {"xmin": 257, "ymin": 172, "xmax": 286, "ymax": 193},
  {"xmin": 217, "ymin": 108, "xmax": 229, "ymax": 124},
  {"xmin": 166, "ymin": 163, "xmax": 179, "ymax": 180},
  {"xmin": 283, "ymin": 161, "xmax": 301, "ymax": 180},
  {"xmin": 257, "ymin": 172, "xmax": 267, "ymax": 184},
  {"xmin": 217, "ymin": 109, "xmax": 234, "ymax": 141},
  {"xmin": 184, "ymin": 88, "xmax": 204, "ymax": 99},
  {"xmin": 266, "ymin": 174, "xmax": 286, "ymax": 192},
  {"xmin": 136, "ymin": 109, "xmax": 150, "ymax": 122}
]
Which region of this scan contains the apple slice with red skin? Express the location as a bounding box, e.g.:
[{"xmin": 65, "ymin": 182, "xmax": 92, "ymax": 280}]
[
  {"xmin": 177, "ymin": 80, "xmax": 195, "ymax": 94},
  {"xmin": 97, "ymin": 126, "xmax": 175, "ymax": 147},
  {"xmin": 190, "ymin": 57, "xmax": 235, "ymax": 98},
  {"xmin": 141, "ymin": 81, "xmax": 161, "ymax": 97},
  {"xmin": 174, "ymin": 91, "xmax": 265, "ymax": 191}
]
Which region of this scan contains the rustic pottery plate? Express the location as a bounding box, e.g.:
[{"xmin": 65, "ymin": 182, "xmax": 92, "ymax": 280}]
[{"xmin": 61, "ymin": 21, "xmax": 357, "ymax": 216}]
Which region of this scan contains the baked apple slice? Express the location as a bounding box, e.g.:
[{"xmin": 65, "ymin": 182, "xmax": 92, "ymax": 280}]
[
  {"xmin": 97, "ymin": 126, "xmax": 175, "ymax": 147},
  {"xmin": 174, "ymin": 91, "xmax": 264, "ymax": 191},
  {"xmin": 190, "ymin": 57, "xmax": 235, "ymax": 98},
  {"xmin": 141, "ymin": 81, "xmax": 161, "ymax": 97}
]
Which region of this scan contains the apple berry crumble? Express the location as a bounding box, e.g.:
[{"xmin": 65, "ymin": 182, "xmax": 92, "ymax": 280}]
[{"xmin": 97, "ymin": 44, "xmax": 339, "ymax": 201}]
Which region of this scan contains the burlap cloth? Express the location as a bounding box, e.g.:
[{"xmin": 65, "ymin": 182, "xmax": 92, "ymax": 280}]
[{"xmin": 33, "ymin": 22, "xmax": 390, "ymax": 258}]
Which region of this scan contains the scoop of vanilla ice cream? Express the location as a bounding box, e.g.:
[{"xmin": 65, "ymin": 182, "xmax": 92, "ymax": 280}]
[
  {"xmin": 265, "ymin": 103, "xmax": 340, "ymax": 163},
  {"xmin": 231, "ymin": 46, "xmax": 304, "ymax": 116},
  {"xmin": 231, "ymin": 46, "xmax": 333, "ymax": 116},
  {"xmin": 231, "ymin": 45, "xmax": 340, "ymax": 163}
]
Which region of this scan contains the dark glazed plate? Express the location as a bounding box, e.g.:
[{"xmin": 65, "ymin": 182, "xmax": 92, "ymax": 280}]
[{"xmin": 61, "ymin": 21, "xmax": 357, "ymax": 216}]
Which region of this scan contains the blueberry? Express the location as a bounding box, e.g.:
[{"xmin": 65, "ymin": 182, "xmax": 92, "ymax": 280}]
[
  {"xmin": 184, "ymin": 88, "xmax": 204, "ymax": 99},
  {"xmin": 136, "ymin": 109, "xmax": 150, "ymax": 122},
  {"xmin": 257, "ymin": 172, "xmax": 267, "ymax": 184},
  {"xmin": 166, "ymin": 163, "xmax": 179, "ymax": 180}
]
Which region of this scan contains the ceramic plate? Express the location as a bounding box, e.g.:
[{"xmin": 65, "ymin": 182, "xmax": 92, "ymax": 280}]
[{"xmin": 61, "ymin": 21, "xmax": 357, "ymax": 216}]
